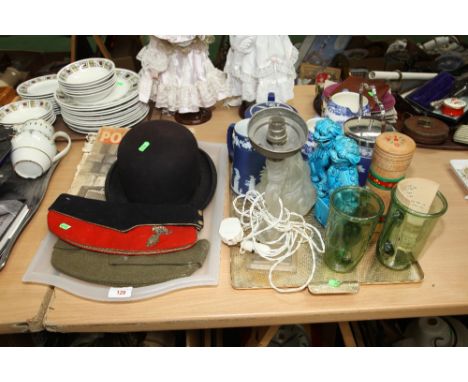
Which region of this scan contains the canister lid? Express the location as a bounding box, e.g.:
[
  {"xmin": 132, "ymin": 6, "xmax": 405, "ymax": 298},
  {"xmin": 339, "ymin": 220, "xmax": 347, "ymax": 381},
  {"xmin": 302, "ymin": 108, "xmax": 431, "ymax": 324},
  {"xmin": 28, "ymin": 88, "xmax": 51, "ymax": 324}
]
[
  {"xmin": 443, "ymin": 97, "xmax": 466, "ymax": 110},
  {"xmin": 375, "ymin": 132, "xmax": 416, "ymax": 156},
  {"xmin": 403, "ymin": 116, "xmax": 449, "ymax": 145},
  {"xmin": 344, "ymin": 117, "xmax": 383, "ymax": 148}
]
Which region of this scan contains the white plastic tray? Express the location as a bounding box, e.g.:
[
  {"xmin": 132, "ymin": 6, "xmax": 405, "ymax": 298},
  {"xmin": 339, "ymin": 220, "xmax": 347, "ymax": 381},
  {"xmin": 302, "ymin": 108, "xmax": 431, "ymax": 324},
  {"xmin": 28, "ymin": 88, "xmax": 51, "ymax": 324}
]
[{"xmin": 23, "ymin": 141, "xmax": 228, "ymax": 302}]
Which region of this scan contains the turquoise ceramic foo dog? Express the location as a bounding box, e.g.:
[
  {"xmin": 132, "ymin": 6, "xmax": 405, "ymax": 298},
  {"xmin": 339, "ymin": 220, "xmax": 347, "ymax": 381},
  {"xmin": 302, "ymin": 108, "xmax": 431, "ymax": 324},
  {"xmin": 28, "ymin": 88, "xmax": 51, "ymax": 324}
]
[{"xmin": 308, "ymin": 119, "xmax": 360, "ymax": 225}]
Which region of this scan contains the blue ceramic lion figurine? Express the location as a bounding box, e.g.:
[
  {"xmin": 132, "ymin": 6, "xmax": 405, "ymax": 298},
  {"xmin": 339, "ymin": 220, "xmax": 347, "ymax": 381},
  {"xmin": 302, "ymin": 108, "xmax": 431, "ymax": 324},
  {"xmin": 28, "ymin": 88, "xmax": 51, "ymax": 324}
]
[
  {"xmin": 308, "ymin": 119, "xmax": 360, "ymax": 225},
  {"xmin": 327, "ymin": 135, "xmax": 360, "ymax": 196},
  {"xmin": 308, "ymin": 119, "xmax": 343, "ymax": 198}
]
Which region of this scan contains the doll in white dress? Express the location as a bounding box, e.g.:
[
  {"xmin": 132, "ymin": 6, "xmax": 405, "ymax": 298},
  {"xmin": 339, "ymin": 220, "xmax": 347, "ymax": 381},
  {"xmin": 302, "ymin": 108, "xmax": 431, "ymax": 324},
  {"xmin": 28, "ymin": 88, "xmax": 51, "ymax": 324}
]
[
  {"xmin": 137, "ymin": 35, "xmax": 228, "ymax": 123},
  {"xmin": 224, "ymin": 35, "xmax": 298, "ymax": 107}
]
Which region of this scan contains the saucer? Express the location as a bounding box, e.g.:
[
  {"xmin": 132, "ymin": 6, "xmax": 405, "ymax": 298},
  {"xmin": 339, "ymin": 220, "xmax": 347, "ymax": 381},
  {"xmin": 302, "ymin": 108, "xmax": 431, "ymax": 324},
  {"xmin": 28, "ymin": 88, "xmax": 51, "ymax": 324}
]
[{"xmin": 450, "ymin": 159, "xmax": 468, "ymax": 198}]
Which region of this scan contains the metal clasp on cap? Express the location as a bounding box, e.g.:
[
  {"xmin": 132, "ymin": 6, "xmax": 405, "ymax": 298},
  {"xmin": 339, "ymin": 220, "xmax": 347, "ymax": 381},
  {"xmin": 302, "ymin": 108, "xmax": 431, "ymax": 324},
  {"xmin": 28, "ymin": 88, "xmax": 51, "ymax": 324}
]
[{"xmin": 146, "ymin": 225, "xmax": 171, "ymax": 247}]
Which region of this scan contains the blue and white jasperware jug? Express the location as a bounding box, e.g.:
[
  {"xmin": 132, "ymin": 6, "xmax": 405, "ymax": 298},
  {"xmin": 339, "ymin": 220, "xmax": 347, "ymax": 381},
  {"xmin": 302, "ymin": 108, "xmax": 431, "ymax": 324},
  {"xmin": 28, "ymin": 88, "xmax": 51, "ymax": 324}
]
[{"xmin": 227, "ymin": 119, "xmax": 266, "ymax": 195}]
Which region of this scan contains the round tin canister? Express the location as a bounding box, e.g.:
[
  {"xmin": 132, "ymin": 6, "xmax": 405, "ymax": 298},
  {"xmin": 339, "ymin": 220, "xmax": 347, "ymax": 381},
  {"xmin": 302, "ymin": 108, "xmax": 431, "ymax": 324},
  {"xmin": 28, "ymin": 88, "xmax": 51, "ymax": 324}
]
[
  {"xmin": 403, "ymin": 115, "xmax": 449, "ymax": 145},
  {"xmin": 344, "ymin": 117, "xmax": 384, "ymax": 186},
  {"xmin": 441, "ymin": 97, "xmax": 466, "ymax": 117},
  {"xmin": 366, "ymin": 132, "xmax": 416, "ymax": 219}
]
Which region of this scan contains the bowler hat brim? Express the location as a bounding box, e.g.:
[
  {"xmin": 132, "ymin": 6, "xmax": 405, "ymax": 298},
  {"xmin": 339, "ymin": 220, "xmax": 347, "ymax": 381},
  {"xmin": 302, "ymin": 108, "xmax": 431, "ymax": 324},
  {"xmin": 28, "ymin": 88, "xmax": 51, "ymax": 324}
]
[{"xmin": 105, "ymin": 148, "xmax": 217, "ymax": 210}]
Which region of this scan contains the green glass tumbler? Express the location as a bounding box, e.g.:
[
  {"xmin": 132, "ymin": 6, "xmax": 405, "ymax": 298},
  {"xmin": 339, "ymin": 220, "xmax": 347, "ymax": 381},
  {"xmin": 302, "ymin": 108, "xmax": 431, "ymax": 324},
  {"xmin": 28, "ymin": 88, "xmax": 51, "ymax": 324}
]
[
  {"xmin": 324, "ymin": 186, "xmax": 384, "ymax": 273},
  {"xmin": 377, "ymin": 188, "xmax": 448, "ymax": 270}
]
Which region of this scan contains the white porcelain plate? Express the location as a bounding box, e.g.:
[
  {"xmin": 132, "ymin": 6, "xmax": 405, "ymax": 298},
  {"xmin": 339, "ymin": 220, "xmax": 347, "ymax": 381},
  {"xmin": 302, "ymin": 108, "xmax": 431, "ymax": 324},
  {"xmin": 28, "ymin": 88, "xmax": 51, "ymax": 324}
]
[
  {"xmin": 0, "ymin": 100, "xmax": 54, "ymax": 125},
  {"xmin": 63, "ymin": 103, "xmax": 148, "ymax": 126},
  {"xmin": 62, "ymin": 104, "xmax": 149, "ymax": 126},
  {"xmin": 61, "ymin": 74, "xmax": 116, "ymax": 95},
  {"xmin": 60, "ymin": 96, "xmax": 140, "ymax": 117},
  {"xmin": 17, "ymin": 75, "xmax": 58, "ymax": 97},
  {"xmin": 61, "ymin": 102, "xmax": 146, "ymax": 122},
  {"xmin": 65, "ymin": 85, "xmax": 115, "ymax": 105},
  {"xmin": 450, "ymin": 159, "xmax": 468, "ymax": 198},
  {"xmin": 59, "ymin": 73, "xmax": 116, "ymax": 93},
  {"xmin": 64, "ymin": 108, "xmax": 149, "ymax": 134}
]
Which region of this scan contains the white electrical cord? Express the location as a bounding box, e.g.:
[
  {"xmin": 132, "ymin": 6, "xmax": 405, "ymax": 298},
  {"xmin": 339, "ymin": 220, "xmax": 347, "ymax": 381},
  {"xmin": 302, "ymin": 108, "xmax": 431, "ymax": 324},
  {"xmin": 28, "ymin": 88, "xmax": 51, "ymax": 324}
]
[{"xmin": 233, "ymin": 190, "xmax": 325, "ymax": 293}]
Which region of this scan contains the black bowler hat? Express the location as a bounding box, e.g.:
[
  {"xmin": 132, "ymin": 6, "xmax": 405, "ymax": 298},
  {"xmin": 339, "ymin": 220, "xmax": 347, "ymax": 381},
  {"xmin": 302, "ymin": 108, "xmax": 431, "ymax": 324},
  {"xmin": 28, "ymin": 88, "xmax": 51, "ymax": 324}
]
[{"xmin": 105, "ymin": 120, "xmax": 217, "ymax": 210}]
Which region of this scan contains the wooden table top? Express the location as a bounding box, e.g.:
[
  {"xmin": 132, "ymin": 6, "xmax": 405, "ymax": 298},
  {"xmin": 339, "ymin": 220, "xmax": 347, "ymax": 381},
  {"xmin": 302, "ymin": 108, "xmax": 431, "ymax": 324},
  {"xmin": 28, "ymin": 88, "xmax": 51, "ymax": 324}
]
[{"xmin": 3, "ymin": 86, "xmax": 468, "ymax": 334}]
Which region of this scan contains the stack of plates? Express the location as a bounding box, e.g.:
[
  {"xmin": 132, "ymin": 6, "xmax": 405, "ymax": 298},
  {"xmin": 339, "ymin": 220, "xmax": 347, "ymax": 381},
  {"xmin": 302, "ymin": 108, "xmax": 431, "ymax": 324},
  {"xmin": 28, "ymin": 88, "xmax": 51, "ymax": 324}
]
[
  {"xmin": 16, "ymin": 74, "xmax": 61, "ymax": 115},
  {"xmin": 55, "ymin": 68, "xmax": 149, "ymax": 134},
  {"xmin": 0, "ymin": 99, "xmax": 56, "ymax": 128},
  {"xmin": 57, "ymin": 58, "xmax": 116, "ymax": 104}
]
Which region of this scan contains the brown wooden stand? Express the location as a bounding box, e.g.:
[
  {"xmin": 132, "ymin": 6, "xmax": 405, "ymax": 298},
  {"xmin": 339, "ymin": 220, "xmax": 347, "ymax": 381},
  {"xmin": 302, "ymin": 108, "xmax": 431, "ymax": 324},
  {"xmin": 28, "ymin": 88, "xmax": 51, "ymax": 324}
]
[
  {"xmin": 174, "ymin": 108, "xmax": 212, "ymax": 125},
  {"xmin": 238, "ymin": 100, "xmax": 255, "ymax": 118}
]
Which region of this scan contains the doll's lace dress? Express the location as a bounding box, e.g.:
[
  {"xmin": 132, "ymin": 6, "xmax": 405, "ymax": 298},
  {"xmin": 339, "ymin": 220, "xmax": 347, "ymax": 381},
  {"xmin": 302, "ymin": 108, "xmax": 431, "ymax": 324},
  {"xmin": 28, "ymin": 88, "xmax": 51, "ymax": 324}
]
[
  {"xmin": 224, "ymin": 35, "xmax": 298, "ymax": 104},
  {"xmin": 138, "ymin": 35, "xmax": 228, "ymax": 113}
]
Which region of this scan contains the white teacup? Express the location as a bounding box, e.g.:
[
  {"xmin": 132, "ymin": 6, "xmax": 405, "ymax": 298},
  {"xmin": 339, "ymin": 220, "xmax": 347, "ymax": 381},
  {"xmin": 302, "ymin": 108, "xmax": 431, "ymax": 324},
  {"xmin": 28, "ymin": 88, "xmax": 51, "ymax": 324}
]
[
  {"xmin": 16, "ymin": 119, "xmax": 55, "ymax": 138},
  {"xmin": 11, "ymin": 120, "xmax": 71, "ymax": 179}
]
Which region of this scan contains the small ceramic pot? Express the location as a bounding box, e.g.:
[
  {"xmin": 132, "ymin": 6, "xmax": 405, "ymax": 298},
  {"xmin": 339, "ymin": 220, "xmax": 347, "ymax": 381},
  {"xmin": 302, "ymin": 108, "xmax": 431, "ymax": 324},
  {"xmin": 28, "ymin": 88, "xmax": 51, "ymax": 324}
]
[{"xmin": 441, "ymin": 97, "xmax": 466, "ymax": 117}]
